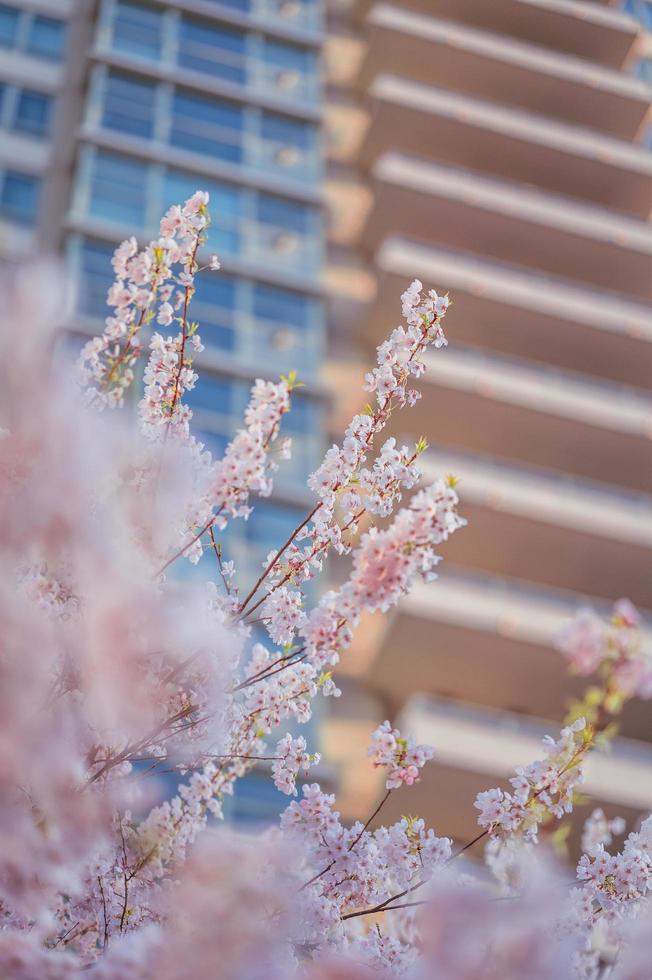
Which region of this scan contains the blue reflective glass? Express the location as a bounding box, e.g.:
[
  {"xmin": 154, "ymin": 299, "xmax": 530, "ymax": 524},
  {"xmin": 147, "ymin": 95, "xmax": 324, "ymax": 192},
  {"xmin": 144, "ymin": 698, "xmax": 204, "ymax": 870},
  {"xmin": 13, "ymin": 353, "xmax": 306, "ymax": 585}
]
[
  {"xmin": 78, "ymin": 240, "xmax": 114, "ymax": 317},
  {"xmin": 224, "ymin": 772, "xmax": 293, "ymax": 826},
  {"xmin": 195, "ymin": 429, "xmax": 229, "ymax": 459},
  {"xmin": 253, "ymin": 283, "xmax": 310, "ymax": 328},
  {"xmin": 283, "ymin": 393, "xmax": 318, "ymax": 435},
  {"xmin": 263, "ymin": 38, "xmax": 313, "ymax": 74},
  {"xmin": 192, "ymin": 274, "xmax": 237, "ymax": 350},
  {"xmin": 171, "ymin": 90, "xmax": 243, "ymax": 163},
  {"xmin": 102, "ymin": 71, "xmax": 156, "ymax": 137},
  {"xmin": 0, "ymin": 5, "xmax": 19, "ymax": 47},
  {"xmin": 0, "ymin": 82, "xmax": 6, "ymax": 116},
  {"xmin": 256, "ymin": 194, "xmax": 310, "ymax": 233},
  {"xmin": 185, "ymin": 373, "xmax": 234, "ymax": 416},
  {"xmin": 14, "ymin": 89, "xmax": 53, "ymax": 136},
  {"xmin": 634, "ymin": 58, "xmax": 652, "ymax": 85},
  {"xmin": 1, "ymin": 170, "xmax": 40, "ymax": 223},
  {"xmin": 242, "ymin": 499, "xmax": 303, "ymax": 553},
  {"xmin": 261, "ymin": 112, "xmax": 316, "ymax": 151},
  {"xmin": 178, "ymin": 17, "xmax": 246, "ymax": 84},
  {"xmin": 205, "ymin": 0, "xmax": 250, "ymax": 10},
  {"xmin": 623, "ymin": 1, "xmax": 652, "ymax": 29},
  {"xmin": 112, "ymin": 1, "xmax": 163, "ymax": 61},
  {"xmin": 88, "ymin": 151, "xmax": 147, "ymax": 226},
  {"xmin": 26, "ymin": 14, "xmax": 66, "ymax": 59}
]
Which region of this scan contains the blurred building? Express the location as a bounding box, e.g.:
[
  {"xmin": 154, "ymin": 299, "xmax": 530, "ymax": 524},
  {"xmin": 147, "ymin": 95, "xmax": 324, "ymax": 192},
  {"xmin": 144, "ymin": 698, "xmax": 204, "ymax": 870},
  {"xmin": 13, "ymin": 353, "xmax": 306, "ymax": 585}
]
[
  {"xmin": 0, "ymin": 0, "xmax": 327, "ymax": 822},
  {"xmin": 323, "ymin": 0, "xmax": 652, "ymax": 847}
]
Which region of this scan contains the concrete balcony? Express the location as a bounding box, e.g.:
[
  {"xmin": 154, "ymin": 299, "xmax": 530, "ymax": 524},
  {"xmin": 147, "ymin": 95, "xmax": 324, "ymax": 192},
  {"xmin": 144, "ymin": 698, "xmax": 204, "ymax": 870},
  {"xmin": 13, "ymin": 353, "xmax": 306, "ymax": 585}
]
[
  {"xmin": 417, "ymin": 451, "xmax": 652, "ymax": 608},
  {"xmin": 356, "ymin": 0, "xmax": 640, "ymax": 70},
  {"xmin": 362, "ymin": 75, "xmax": 652, "ymax": 218},
  {"xmin": 388, "ymin": 345, "xmax": 652, "ymax": 493},
  {"xmin": 382, "ymin": 696, "xmax": 652, "ymax": 843},
  {"xmin": 363, "ymin": 153, "xmax": 652, "ymax": 303},
  {"xmin": 357, "ymin": 5, "xmax": 651, "ymax": 139},
  {"xmin": 352, "ymin": 571, "xmax": 652, "ymax": 742},
  {"xmin": 366, "ymin": 238, "xmax": 652, "ymax": 389}
]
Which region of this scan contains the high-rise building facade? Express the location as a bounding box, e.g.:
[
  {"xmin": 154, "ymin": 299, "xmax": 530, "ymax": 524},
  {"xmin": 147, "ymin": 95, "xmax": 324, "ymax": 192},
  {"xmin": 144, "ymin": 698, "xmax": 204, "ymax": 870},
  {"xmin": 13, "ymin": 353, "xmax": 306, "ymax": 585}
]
[
  {"xmin": 0, "ymin": 0, "xmax": 326, "ymax": 822},
  {"xmin": 324, "ymin": 0, "xmax": 652, "ymax": 846}
]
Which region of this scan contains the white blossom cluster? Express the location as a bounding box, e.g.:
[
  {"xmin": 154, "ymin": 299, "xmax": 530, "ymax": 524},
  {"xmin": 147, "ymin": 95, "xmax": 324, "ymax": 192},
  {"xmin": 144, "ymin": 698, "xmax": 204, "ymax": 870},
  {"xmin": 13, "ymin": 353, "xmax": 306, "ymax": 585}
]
[
  {"xmin": 368, "ymin": 720, "xmax": 434, "ymax": 790},
  {"xmin": 474, "ymin": 717, "xmax": 589, "ymax": 843}
]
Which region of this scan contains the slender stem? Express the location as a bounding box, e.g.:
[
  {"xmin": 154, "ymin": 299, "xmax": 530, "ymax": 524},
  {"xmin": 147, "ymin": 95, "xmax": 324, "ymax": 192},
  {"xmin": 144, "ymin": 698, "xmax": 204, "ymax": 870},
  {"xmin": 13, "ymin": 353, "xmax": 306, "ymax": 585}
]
[
  {"xmin": 447, "ymin": 830, "xmax": 487, "ymax": 863},
  {"xmin": 348, "ymin": 789, "xmax": 391, "ymax": 852},
  {"xmin": 155, "ymin": 513, "xmax": 219, "ymax": 578},
  {"xmin": 238, "ymin": 504, "xmax": 320, "ymax": 615},
  {"xmin": 243, "ymin": 508, "xmax": 366, "ymax": 623},
  {"xmin": 166, "ymin": 237, "xmax": 201, "ymax": 424}
]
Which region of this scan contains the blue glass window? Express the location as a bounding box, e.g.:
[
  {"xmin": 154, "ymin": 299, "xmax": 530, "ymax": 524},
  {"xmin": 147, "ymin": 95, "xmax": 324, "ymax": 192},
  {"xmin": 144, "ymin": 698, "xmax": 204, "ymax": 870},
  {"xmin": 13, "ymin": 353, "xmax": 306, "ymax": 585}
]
[
  {"xmin": 261, "ymin": 112, "xmax": 316, "ymax": 152},
  {"xmin": 257, "ymin": 193, "xmax": 310, "ymax": 234},
  {"xmin": 243, "ymin": 499, "xmax": 303, "ymax": 554},
  {"xmin": 633, "ymin": 58, "xmax": 652, "ymax": 86},
  {"xmin": 196, "ymin": 428, "xmax": 229, "ymax": 460},
  {"xmin": 283, "ymin": 392, "xmax": 318, "ymax": 436},
  {"xmin": 112, "ymin": 1, "xmax": 163, "ymax": 61},
  {"xmin": 102, "ymin": 71, "xmax": 156, "ymax": 138},
  {"xmin": 170, "ymin": 90, "xmax": 243, "ymax": 163},
  {"xmin": 0, "ymin": 170, "xmax": 40, "ymax": 223},
  {"xmin": 263, "ymin": 38, "xmax": 316, "ymax": 98},
  {"xmin": 206, "ymin": 0, "xmax": 250, "ymax": 11},
  {"xmin": 178, "ymin": 17, "xmax": 246, "ymax": 84},
  {"xmin": 78, "ymin": 240, "xmax": 114, "ymax": 317},
  {"xmin": 13, "ymin": 89, "xmax": 53, "ymax": 137},
  {"xmin": 88, "ymin": 150, "xmax": 147, "ymax": 226},
  {"xmin": 26, "ymin": 14, "xmax": 66, "ymax": 59},
  {"xmin": 0, "ymin": 4, "xmax": 19, "ymax": 47},
  {"xmin": 186, "ymin": 373, "xmax": 235, "ymax": 417},
  {"xmin": 623, "ymin": 1, "xmax": 652, "ymax": 29},
  {"xmin": 253, "ymin": 283, "xmax": 310, "ymax": 329},
  {"xmin": 192, "ymin": 274, "xmax": 237, "ymax": 351},
  {"xmin": 0, "ymin": 82, "xmax": 6, "ymax": 116}
]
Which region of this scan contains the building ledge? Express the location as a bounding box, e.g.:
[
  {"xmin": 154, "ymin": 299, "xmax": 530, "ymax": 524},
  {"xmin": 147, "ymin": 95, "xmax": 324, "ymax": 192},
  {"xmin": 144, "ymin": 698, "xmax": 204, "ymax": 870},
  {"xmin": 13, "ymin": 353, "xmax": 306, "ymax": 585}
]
[
  {"xmin": 363, "ymin": 74, "xmax": 652, "ymax": 217},
  {"xmin": 358, "ymin": 4, "xmax": 651, "ymax": 138}
]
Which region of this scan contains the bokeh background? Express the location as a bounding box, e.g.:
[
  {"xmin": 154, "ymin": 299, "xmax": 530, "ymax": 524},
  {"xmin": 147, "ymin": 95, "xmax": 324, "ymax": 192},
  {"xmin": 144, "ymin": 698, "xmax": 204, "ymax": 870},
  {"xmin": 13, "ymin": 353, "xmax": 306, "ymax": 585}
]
[{"xmin": 1, "ymin": 0, "xmax": 651, "ymax": 847}]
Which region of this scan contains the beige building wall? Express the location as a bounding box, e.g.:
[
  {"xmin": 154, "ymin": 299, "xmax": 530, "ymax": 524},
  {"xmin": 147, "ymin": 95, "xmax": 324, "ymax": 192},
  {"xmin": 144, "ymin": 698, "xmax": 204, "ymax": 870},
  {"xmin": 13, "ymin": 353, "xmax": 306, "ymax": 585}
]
[{"xmin": 323, "ymin": 0, "xmax": 652, "ymax": 847}]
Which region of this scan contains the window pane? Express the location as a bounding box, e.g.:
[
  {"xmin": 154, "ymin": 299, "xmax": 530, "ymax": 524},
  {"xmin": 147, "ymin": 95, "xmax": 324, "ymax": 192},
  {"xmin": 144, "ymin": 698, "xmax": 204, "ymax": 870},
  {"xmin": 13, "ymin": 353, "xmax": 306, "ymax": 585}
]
[
  {"xmin": 88, "ymin": 151, "xmax": 147, "ymax": 226},
  {"xmin": 253, "ymin": 283, "xmax": 309, "ymax": 328},
  {"xmin": 112, "ymin": 1, "xmax": 163, "ymax": 61},
  {"xmin": 27, "ymin": 14, "xmax": 67, "ymax": 60},
  {"xmin": 102, "ymin": 71, "xmax": 156, "ymax": 138},
  {"xmin": 256, "ymin": 193, "xmax": 310, "ymax": 234},
  {"xmin": 178, "ymin": 16, "xmax": 246, "ymax": 84},
  {"xmin": 1, "ymin": 170, "xmax": 40, "ymax": 223},
  {"xmin": 634, "ymin": 58, "xmax": 652, "ymax": 85},
  {"xmin": 78, "ymin": 239, "xmax": 115, "ymax": 317},
  {"xmin": 243, "ymin": 499, "xmax": 303, "ymax": 554},
  {"xmin": 0, "ymin": 4, "xmax": 19, "ymax": 48},
  {"xmin": 282, "ymin": 392, "xmax": 318, "ymax": 435},
  {"xmin": 205, "ymin": 0, "xmax": 250, "ymax": 11},
  {"xmin": 13, "ymin": 89, "xmax": 53, "ymax": 137},
  {"xmin": 185, "ymin": 373, "xmax": 234, "ymax": 416},
  {"xmin": 192, "ymin": 274, "xmax": 237, "ymax": 351},
  {"xmin": 261, "ymin": 112, "xmax": 315, "ymax": 152},
  {"xmin": 195, "ymin": 429, "xmax": 229, "ymax": 460},
  {"xmin": 171, "ymin": 90, "xmax": 243, "ymax": 163}
]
